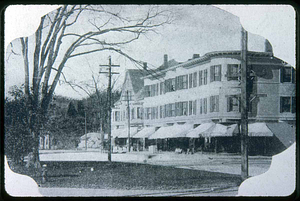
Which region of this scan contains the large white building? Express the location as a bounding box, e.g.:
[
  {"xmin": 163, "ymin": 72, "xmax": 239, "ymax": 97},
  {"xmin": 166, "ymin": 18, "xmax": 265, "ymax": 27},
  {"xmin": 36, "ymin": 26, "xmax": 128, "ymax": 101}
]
[{"xmin": 111, "ymin": 46, "xmax": 295, "ymax": 154}]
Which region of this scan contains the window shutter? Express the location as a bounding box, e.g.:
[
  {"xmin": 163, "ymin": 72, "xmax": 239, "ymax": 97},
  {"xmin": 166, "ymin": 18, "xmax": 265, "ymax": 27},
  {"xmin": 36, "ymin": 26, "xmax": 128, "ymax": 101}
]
[
  {"xmin": 227, "ymin": 65, "xmax": 232, "ymax": 81},
  {"xmin": 204, "ymin": 98, "xmax": 207, "ymax": 114},
  {"xmin": 280, "ymin": 97, "xmax": 283, "ymax": 113},
  {"xmin": 175, "ymin": 77, "xmax": 178, "ymax": 90},
  {"xmin": 238, "ymin": 97, "xmax": 241, "ymax": 113},
  {"xmin": 292, "ymin": 97, "xmax": 296, "ymax": 113},
  {"xmin": 210, "ymin": 66, "xmax": 214, "ymax": 82},
  {"xmin": 292, "ymin": 68, "xmax": 295, "ymax": 83},
  {"xmin": 189, "ymin": 74, "xmax": 192, "ymax": 88},
  {"xmin": 216, "ymin": 96, "xmax": 219, "ymax": 112},
  {"xmin": 227, "ymin": 97, "xmax": 231, "ymax": 112},
  {"xmin": 219, "ymin": 65, "xmax": 222, "ymax": 81},
  {"xmin": 199, "ymin": 71, "xmax": 202, "ymax": 86},
  {"xmin": 280, "ymin": 67, "xmax": 284, "ymax": 83},
  {"xmin": 210, "ymin": 96, "xmax": 213, "ymax": 112}
]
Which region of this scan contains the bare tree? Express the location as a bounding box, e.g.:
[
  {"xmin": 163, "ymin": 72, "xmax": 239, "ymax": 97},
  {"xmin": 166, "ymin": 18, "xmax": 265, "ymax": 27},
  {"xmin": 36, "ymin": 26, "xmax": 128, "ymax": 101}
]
[{"xmin": 16, "ymin": 5, "xmax": 173, "ymax": 167}]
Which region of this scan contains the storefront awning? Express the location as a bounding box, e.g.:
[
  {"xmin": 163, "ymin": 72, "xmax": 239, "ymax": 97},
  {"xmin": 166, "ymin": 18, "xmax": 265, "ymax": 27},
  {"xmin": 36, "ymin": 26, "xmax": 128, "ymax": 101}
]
[
  {"xmin": 266, "ymin": 122, "xmax": 295, "ymax": 148},
  {"xmin": 248, "ymin": 123, "xmax": 273, "ymax": 137},
  {"xmin": 202, "ymin": 124, "xmax": 239, "ymax": 137},
  {"xmin": 132, "ymin": 127, "xmax": 156, "ymax": 139},
  {"xmin": 111, "ymin": 129, "xmax": 124, "ymax": 138},
  {"xmin": 186, "ymin": 123, "xmax": 215, "ymax": 138},
  {"xmin": 148, "ymin": 124, "xmax": 193, "ymax": 139},
  {"xmin": 117, "ymin": 127, "xmax": 138, "ymax": 138}
]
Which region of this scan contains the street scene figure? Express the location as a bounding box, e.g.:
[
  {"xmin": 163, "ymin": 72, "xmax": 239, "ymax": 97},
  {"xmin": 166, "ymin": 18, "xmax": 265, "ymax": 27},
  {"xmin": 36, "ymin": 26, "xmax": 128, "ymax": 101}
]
[{"xmin": 4, "ymin": 5, "xmax": 296, "ymax": 197}]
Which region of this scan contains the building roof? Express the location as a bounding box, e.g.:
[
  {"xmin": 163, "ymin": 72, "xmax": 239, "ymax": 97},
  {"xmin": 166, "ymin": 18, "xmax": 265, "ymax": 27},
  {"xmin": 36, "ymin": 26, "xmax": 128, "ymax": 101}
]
[
  {"xmin": 143, "ymin": 51, "xmax": 287, "ymax": 79},
  {"xmin": 155, "ymin": 59, "xmax": 181, "ymax": 71},
  {"xmin": 127, "ymin": 69, "xmax": 148, "ymax": 94}
]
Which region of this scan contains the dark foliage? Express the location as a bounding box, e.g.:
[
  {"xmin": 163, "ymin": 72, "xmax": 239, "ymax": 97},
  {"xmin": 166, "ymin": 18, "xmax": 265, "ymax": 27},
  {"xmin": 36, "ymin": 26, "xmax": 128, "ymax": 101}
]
[{"xmin": 4, "ymin": 85, "xmax": 33, "ymax": 163}]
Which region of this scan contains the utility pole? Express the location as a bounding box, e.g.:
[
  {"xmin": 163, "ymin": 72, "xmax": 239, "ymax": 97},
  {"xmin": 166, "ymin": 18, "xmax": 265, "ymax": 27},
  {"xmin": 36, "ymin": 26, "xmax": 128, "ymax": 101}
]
[
  {"xmin": 99, "ymin": 56, "xmax": 120, "ymax": 162},
  {"xmin": 126, "ymin": 90, "xmax": 131, "ymax": 152},
  {"xmin": 240, "ymin": 27, "xmax": 249, "ymax": 180},
  {"xmin": 85, "ymin": 111, "xmax": 87, "ymax": 150}
]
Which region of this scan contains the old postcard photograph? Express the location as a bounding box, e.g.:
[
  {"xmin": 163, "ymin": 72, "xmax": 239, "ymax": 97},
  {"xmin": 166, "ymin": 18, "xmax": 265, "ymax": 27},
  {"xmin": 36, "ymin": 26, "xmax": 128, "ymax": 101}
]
[{"xmin": 3, "ymin": 5, "xmax": 296, "ymax": 197}]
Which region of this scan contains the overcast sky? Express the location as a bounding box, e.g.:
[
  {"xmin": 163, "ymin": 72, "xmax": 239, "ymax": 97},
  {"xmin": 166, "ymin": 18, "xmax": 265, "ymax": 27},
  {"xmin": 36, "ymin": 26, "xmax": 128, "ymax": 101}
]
[{"xmin": 5, "ymin": 5, "xmax": 295, "ymax": 99}]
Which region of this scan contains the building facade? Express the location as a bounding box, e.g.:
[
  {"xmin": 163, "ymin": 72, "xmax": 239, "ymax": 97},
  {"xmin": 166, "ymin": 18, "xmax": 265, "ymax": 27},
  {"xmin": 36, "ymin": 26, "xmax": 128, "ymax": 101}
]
[
  {"xmin": 142, "ymin": 52, "xmax": 295, "ymax": 128},
  {"xmin": 111, "ymin": 51, "xmax": 295, "ymax": 154}
]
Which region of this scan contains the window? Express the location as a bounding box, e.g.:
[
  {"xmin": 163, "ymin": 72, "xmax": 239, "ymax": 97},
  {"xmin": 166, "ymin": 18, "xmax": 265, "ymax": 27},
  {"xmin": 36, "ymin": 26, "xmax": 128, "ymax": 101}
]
[
  {"xmin": 151, "ymin": 107, "xmax": 155, "ymax": 119},
  {"xmin": 160, "ymin": 105, "xmax": 165, "ymax": 118},
  {"xmin": 210, "ymin": 95, "xmax": 219, "ymax": 112},
  {"xmin": 203, "ymin": 98, "xmax": 207, "ymax": 114},
  {"xmin": 199, "ymin": 71, "xmax": 203, "ymax": 86},
  {"xmin": 171, "ymin": 103, "xmax": 175, "ymax": 117},
  {"xmin": 210, "ymin": 65, "xmax": 222, "ymax": 82},
  {"xmin": 160, "ymin": 82, "xmax": 165, "ymax": 94},
  {"xmin": 114, "ymin": 111, "xmax": 120, "ymax": 122},
  {"xmin": 131, "ymin": 108, "xmax": 135, "ymax": 119},
  {"xmin": 193, "ymin": 100, "xmax": 197, "ymax": 115},
  {"xmin": 182, "ymin": 75, "xmax": 187, "ymax": 89},
  {"xmin": 146, "ymin": 108, "xmax": 151, "ymax": 120},
  {"xmin": 182, "ymin": 102, "xmax": 188, "ymax": 116},
  {"xmin": 156, "ymin": 107, "xmax": 159, "ymax": 119},
  {"xmin": 204, "ymin": 69, "xmax": 208, "ymax": 85},
  {"xmin": 199, "ymin": 99, "xmax": 202, "ymax": 114},
  {"xmin": 165, "ymin": 78, "xmax": 176, "ymax": 93},
  {"xmin": 189, "ymin": 74, "xmax": 193, "ymax": 88},
  {"xmin": 175, "ymin": 102, "xmax": 188, "ymax": 116},
  {"xmin": 177, "ymin": 75, "xmax": 188, "ymax": 90},
  {"xmin": 193, "ymin": 72, "xmax": 197, "ymax": 87},
  {"xmin": 189, "ymin": 101, "xmax": 193, "ymax": 115},
  {"xmin": 281, "ymin": 67, "xmax": 295, "ymax": 83},
  {"xmin": 145, "ymin": 86, "xmax": 150, "ymax": 97},
  {"xmin": 227, "ymin": 64, "xmax": 241, "ymax": 81},
  {"xmin": 280, "ymin": 97, "xmax": 296, "ymax": 113},
  {"xmin": 137, "ymin": 107, "xmax": 142, "ymax": 119},
  {"xmin": 227, "ymin": 96, "xmax": 241, "ymax": 112}
]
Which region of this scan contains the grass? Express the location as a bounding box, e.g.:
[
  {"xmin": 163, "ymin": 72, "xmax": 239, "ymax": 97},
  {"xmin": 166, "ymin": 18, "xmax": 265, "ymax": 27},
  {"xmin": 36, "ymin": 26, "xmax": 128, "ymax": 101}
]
[{"xmin": 8, "ymin": 161, "xmax": 242, "ymax": 190}]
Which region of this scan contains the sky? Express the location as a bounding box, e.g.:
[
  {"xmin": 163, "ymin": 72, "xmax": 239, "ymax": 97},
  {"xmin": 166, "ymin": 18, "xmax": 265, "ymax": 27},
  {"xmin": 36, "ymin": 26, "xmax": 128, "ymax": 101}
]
[{"xmin": 5, "ymin": 5, "xmax": 295, "ymax": 99}]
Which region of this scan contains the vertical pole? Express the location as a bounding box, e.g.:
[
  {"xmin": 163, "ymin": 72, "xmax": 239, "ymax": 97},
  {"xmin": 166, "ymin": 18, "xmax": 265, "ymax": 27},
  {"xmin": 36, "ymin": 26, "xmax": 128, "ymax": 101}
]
[
  {"xmin": 127, "ymin": 90, "xmax": 131, "ymax": 152},
  {"xmin": 107, "ymin": 56, "xmax": 112, "ymax": 162},
  {"xmin": 85, "ymin": 111, "xmax": 87, "ymax": 150},
  {"xmin": 241, "ymin": 27, "xmax": 249, "ymax": 180}
]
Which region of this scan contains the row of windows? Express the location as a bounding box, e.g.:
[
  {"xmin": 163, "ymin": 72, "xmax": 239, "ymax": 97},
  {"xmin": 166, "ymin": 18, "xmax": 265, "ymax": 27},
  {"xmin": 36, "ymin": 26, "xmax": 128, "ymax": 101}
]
[
  {"xmin": 144, "ymin": 95, "xmax": 219, "ymax": 120},
  {"xmin": 144, "ymin": 64, "xmax": 240, "ymax": 97},
  {"xmin": 113, "ymin": 95, "xmax": 294, "ymax": 122},
  {"xmin": 114, "ymin": 95, "xmax": 240, "ymax": 122},
  {"xmin": 113, "ymin": 107, "xmax": 143, "ymax": 122}
]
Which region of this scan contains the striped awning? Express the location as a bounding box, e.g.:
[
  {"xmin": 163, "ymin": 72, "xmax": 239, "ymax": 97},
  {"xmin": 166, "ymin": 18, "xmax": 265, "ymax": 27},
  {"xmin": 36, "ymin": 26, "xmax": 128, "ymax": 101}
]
[
  {"xmin": 132, "ymin": 127, "xmax": 156, "ymax": 138},
  {"xmin": 186, "ymin": 123, "xmax": 215, "ymax": 138},
  {"xmin": 202, "ymin": 124, "xmax": 239, "ymax": 137},
  {"xmin": 117, "ymin": 127, "xmax": 138, "ymax": 138},
  {"xmin": 248, "ymin": 123, "xmax": 273, "ymax": 137},
  {"xmin": 148, "ymin": 124, "xmax": 193, "ymax": 139}
]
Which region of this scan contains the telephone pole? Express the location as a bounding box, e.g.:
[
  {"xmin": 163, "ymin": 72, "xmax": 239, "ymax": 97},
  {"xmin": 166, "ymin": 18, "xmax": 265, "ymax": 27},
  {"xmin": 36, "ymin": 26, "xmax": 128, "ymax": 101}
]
[
  {"xmin": 85, "ymin": 111, "xmax": 87, "ymax": 150},
  {"xmin": 240, "ymin": 27, "xmax": 249, "ymax": 180},
  {"xmin": 126, "ymin": 90, "xmax": 131, "ymax": 152},
  {"xmin": 99, "ymin": 56, "xmax": 119, "ymax": 162}
]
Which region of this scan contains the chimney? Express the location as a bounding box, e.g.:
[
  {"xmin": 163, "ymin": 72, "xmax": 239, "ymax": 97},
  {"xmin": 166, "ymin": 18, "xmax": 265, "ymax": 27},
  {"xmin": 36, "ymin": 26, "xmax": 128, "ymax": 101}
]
[
  {"xmin": 143, "ymin": 62, "xmax": 147, "ymax": 70},
  {"xmin": 193, "ymin": 54, "xmax": 200, "ymax": 59},
  {"xmin": 164, "ymin": 54, "xmax": 168, "ymax": 68}
]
